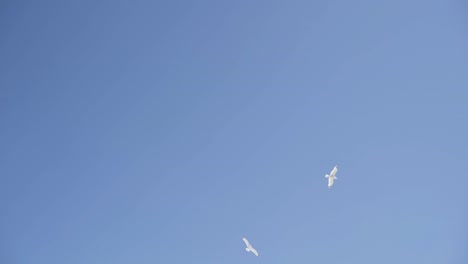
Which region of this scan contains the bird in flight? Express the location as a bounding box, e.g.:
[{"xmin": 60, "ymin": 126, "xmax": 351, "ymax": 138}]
[
  {"xmin": 242, "ymin": 237, "xmax": 259, "ymax": 256},
  {"xmin": 325, "ymin": 165, "xmax": 338, "ymax": 188}
]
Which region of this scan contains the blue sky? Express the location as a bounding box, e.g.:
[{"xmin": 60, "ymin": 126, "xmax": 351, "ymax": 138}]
[{"xmin": 1, "ymin": 0, "xmax": 468, "ymax": 263}]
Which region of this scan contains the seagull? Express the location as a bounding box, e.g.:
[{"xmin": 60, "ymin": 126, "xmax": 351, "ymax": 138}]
[
  {"xmin": 325, "ymin": 165, "xmax": 338, "ymax": 188},
  {"xmin": 242, "ymin": 237, "xmax": 259, "ymax": 256}
]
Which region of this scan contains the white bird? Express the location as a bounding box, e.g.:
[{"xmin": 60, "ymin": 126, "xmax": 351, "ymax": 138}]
[
  {"xmin": 242, "ymin": 237, "xmax": 259, "ymax": 256},
  {"xmin": 325, "ymin": 165, "xmax": 338, "ymax": 188}
]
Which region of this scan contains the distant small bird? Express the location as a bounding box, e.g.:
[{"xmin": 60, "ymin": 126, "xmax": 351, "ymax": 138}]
[
  {"xmin": 325, "ymin": 165, "xmax": 338, "ymax": 188},
  {"xmin": 242, "ymin": 237, "xmax": 259, "ymax": 256}
]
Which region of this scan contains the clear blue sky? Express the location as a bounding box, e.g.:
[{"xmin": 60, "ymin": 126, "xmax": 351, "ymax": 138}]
[{"xmin": 1, "ymin": 1, "xmax": 467, "ymax": 263}]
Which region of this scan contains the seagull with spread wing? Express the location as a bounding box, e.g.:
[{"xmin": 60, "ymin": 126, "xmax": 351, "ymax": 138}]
[
  {"xmin": 242, "ymin": 237, "xmax": 259, "ymax": 256},
  {"xmin": 325, "ymin": 165, "xmax": 338, "ymax": 188}
]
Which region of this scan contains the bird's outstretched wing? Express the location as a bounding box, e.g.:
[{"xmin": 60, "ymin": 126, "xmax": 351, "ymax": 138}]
[
  {"xmin": 331, "ymin": 166, "xmax": 338, "ymax": 176},
  {"xmin": 250, "ymin": 247, "xmax": 259, "ymax": 256},
  {"xmin": 242, "ymin": 237, "xmax": 251, "ymax": 248}
]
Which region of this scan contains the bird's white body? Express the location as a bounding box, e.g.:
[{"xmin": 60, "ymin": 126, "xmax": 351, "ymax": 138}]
[
  {"xmin": 242, "ymin": 237, "xmax": 258, "ymax": 256},
  {"xmin": 325, "ymin": 165, "xmax": 338, "ymax": 188}
]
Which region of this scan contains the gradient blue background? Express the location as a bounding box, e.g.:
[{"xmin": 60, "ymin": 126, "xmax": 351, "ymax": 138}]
[{"xmin": 1, "ymin": 1, "xmax": 467, "ymax": 263}]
